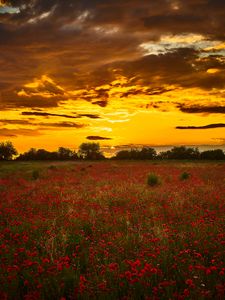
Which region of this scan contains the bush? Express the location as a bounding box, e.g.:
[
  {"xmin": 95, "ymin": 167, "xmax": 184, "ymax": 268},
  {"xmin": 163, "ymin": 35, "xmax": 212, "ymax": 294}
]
[
  {"xmin": 32, "ymin": 170, "xmax": 40, "ymax": 180},
  {"xmin": 147, "ymin": 173, "xmax": 160, "ymax": 186},
  {"xmin": 180, "ymin": 172, "xmax": 190, "ymax": 180},
  {"xmin": 48, "ymin": 165, "xmax": 57, "ymax": 170}
]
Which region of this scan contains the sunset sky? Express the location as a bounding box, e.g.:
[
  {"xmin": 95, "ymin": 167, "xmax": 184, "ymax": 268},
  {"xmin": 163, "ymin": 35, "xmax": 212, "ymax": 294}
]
[{"xmin": 0, "ymin": 0, "xmax": 225, "ymax": 155}]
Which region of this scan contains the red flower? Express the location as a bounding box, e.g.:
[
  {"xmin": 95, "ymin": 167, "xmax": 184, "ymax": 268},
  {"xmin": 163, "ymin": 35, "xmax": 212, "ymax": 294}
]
[
  {"xmin": 108, "ymin": 262, "xmax": 118, "ymax": 271},
  {"xmin": 185, "ymin": 279, "xmax": 195, "ymax": 288}
]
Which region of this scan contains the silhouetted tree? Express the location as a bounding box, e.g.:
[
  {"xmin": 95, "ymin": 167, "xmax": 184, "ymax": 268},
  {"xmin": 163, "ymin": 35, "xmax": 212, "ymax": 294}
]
[
  {"xmin": 57, "ymin": 147, "xmax": 77, "ymax": 160},
  {"xmin": 114, "ymin": 150, "xmax": 130, "ymax": 159},
  {"xmin": 200, "ymin": 149, "xmax": 225, "ymax": 160},
  {"xmin": 17, "ymin": 148, "xmax": 37, "ymax": 160},
  {"xmin": 157, "ymin": 151, "xmax": 169, "ymax": 160},
  {"xmin": 0, "ymin": 141, "xmax": 18, "ymax": 160},
  {"xmin": 139, "ymin": 147, "xmax": 157, "ymax": 159},
  {"xmin": 78, "ymin": 142, "xmax": 105, "ymax": 160},
  {"xmin": 160, "ymin": 146, "xmax": 200, "ymax": 160},
  {"xmin": 115, "ymin": 147, "xmax": 157, "ymax": 160},
  {"xmin": 17, "ymin": 147, "xmax": 78, "ymax": 161},
  {"xmin": 35, "ymin": 149, "xmax": 56, "ymax": 160}
]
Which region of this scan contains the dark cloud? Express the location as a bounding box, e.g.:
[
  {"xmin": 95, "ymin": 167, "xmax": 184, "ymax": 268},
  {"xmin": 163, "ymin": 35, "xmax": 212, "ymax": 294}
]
[
  {"xmin": 0, "ymin": 119, "xmax": 32, "ymax": 125},
  {"xmin": 110, "ymin": 49, "xmax": 225, "ymax": 91},
  {"xmin": 39, "ymin": 122, "xmax": 87, "ymax": 128},
  {"xmin": 3, "ymin": 0, "xmax": 225, "ymax": 37},
  {"xmin": 79, "ymin": 114, "xmax": 100, "ymax": 119},
  {"xmin": 178, "ymin": 105, "xmax": 225, "ymax": 114},
  {"xmin": 120, "ymin": 87, "xmax": 175, "ymax": 98},
  {"xmin": 92, "ymin": 100, "xmax": 108, "ymax": 107},
  {"xmin": 86, "ymin": 136, "xmax": 112, "ymax": 140},
  {"xmin": 176, "ymin": 123, "xmax": 225, "ymax": 130},
  {"xmin": 143, "ymin": 14, "xmax": 205, "ymax": 35},
  {"xmin": 0, "ymin": 0, "xmax": 225, "ymax": 112},
  {"xmin": 21, "ymin": 111, "xmax": 79, "ymax": 119},
  {"xmin": 80, "ymin": 87, "xmax": 110, "ymax": 106},
  {"xmin": 143, "ymin": 1, "xmax": 225, "ymax": 37},
  {"xmin": 21, "ymin": 111, "xmax": 100, "ymax": 119},
  {"xmin": 0, "ymin": 93, "xmax": 62, "ymax": 109},
  {"xmin": 0, "ymin": 119, "xmax": 87, "ymax": 128}
]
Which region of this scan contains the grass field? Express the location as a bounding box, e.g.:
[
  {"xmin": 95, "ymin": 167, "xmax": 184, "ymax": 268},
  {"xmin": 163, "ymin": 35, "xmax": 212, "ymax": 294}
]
[{"xmin": 0, "ymin": 161, "xmax": 225, "ymax": 299}]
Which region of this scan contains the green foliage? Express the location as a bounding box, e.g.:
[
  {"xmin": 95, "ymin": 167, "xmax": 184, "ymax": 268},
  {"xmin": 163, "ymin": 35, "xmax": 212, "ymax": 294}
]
[
  {"xmin": 147, "ymin": 173, "xmax": 160, "ymax": 186},
  {"xmin": 180, "ymin": 172, "xmax": 190, "ymax": 180}
]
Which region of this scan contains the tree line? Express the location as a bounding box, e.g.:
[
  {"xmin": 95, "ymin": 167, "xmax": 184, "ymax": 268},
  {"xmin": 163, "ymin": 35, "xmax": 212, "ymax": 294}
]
[
  {"xmin": 0, "ymin": 141, "xmax": 225, "ymax": 161},
  {"xmin": 113, "ymin": 146, "xmax": 225, "ymax": 160},
  {"xmin": 0, "ymin": 141, "xmax": 104, "ymax": 161}
]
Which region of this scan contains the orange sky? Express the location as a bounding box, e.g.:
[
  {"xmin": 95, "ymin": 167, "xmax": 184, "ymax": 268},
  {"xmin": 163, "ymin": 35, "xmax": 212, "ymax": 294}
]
[{"xmin": 0, "ymin": 1, "xmax": 225, "ymax": 154}]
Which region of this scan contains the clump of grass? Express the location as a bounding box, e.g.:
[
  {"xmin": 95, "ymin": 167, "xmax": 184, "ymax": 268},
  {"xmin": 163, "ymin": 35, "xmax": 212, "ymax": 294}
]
[
  {"xmin": 180, "ymin": 172, "xmax": 190, "ymax": 180},
  {"xmin": 32, "ymin": 170, "xmax": 40, "ymax": 180},
  {"xmin": 147, "ymin": 173, "xmax": 160, "ymax": 186},
  {"xmin": 48, "ymin": 165, "xmax": 57, "ymax": 170}
]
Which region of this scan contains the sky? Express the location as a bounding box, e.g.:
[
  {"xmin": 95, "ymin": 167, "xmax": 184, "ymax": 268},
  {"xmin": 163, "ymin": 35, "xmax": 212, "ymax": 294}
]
[{"xmin": 0, "ymin": 0, "xmax": 225, "ymax": 155}]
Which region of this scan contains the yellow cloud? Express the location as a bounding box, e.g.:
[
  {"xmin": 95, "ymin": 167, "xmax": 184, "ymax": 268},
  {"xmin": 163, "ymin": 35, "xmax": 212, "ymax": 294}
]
[
  {"xmin": 205, "ymin": 42, "xmax": 225, "ymax": 51},
  {"xmin": 161, "ymin": 34, "xmax": 204, "ymax": 44},
  {"xmin": 18, "ymin": 75, "xmax": 65, "ymax": 98},
  {"xmin": 17, "ymin": 89, "xmax": 29, "ymax": 97},
  {"xmin": 206, "ymin": 68, "xmax": 221, "ymax": 74}
]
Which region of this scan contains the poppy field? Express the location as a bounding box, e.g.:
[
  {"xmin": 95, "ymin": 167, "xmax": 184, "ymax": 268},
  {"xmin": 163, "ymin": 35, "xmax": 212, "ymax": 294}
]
[{"xmin": 0, "ymin": 161, "xmax": 225, "ymax": 299}]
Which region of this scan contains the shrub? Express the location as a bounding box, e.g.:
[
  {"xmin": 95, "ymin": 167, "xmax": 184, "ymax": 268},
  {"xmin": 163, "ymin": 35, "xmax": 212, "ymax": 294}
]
[
  {"xmin": 32, "ymin": 170, "xmax": 40, "ymax": 180},
  {"xmin": 147, "ymin": 173, "xmax": 160, "ymax": 186},
  {"xmin": 48, "ymin": 165, "xmax": 57, "ymax": 170},
  {"xmin": 180, "ymin": 172, "xmax": 190, "ymax": 180}
]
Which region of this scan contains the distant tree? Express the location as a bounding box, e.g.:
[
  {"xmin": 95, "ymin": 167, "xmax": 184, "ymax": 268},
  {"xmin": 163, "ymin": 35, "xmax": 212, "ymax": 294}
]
[
  {"xmin": 78, "ymin": 142, "xmax": 105, "ymax": 160},
  {"xmin": 157, "ymin": 150, "xmax": 170, "ymax": 160},
  {"xmin": 17, "ymin": 148, "xmax": 37, "ymax": 160},
  {"xmin": 200, "ymin": 149, "xmax": 225, "ymax": 160},
  {"xmin": 114, "ymin": 150, "xmax": 130, "ymax": 159},
  {"xmin": 139, "ymin": 147, "xmax": 157, "ymax": 159},
  {"xmin": 35, "ymin": 149, "xmax": 55, "ymax": 160},
  {"xmin": 57, "ymin": 147, "xmax": 77, "ymax": 160},
  {"xmin": 17, "ymin": 148, "xmax": 56, "ymax": 160},
  {"xmin": 0, "ymin": 141, "xmax": 18, "ymax": 160},
  {"xmin": 17, "ymin": 147, "xmax": 78, "ymax": 161},
  {"xmin": 160, "ymin": 146, "xmax": 200, "ymax": 160},
  {"xmin": 115, "ymin": 147, "xmax": 157, "ymax": 160}
]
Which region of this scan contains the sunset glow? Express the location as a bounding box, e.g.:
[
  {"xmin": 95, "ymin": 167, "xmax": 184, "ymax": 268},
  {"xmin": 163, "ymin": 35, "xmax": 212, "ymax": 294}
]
[{"xmin": 0, "ymin": 0, "xmax": 225, "ymax": 153}]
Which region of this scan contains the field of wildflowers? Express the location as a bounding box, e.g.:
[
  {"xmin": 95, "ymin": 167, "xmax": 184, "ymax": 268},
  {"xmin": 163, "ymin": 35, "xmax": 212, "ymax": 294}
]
[{"xmin": 0, "ymin": 161, "xmax": 224, "ymax": 299}]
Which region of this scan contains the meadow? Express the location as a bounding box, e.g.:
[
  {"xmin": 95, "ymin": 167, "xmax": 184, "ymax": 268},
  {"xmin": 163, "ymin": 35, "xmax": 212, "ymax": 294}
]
[{"xmin": 0, "ymin": 161, "xmax": 224, "ymax": 299}]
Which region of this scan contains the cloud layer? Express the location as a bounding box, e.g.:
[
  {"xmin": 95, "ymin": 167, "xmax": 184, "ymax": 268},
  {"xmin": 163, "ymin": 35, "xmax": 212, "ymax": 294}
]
[{"xmin": 1, "ymin": 0, "xmax": 225, "ymax": 148}]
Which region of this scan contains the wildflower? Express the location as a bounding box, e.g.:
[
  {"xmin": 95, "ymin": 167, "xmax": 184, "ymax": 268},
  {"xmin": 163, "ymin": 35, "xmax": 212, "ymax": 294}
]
[
  {"xmin": 98, "ymin": 281, "xmax": 107, "ymax": 290},
  {"xmin": 185, "ymin": 279, "xmax": 195, "ymax": 288},
  {"xmin": 183, "ymin": 288, "xmax": 190, "ymax": 297},
  {"xmin": 108, "ymin": 262, "xmax": 118, "ymax": 272}
]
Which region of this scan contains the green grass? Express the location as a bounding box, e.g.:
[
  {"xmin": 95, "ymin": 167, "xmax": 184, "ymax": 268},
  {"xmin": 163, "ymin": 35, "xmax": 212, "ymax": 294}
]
[{"xmin": 0, "ymin": 161, "xmax": 72, "ymax": 178}]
